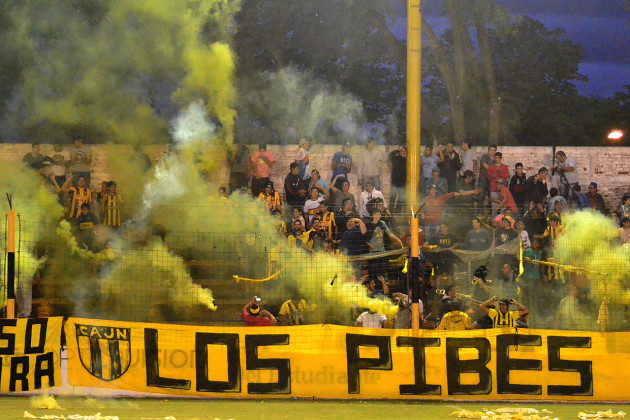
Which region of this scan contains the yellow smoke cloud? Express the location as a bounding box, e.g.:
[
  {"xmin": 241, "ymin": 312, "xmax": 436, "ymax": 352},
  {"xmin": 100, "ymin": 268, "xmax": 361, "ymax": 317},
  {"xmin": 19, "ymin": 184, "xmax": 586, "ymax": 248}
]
[
  {"xmin": 553, "ymin": 211, "xmax": 630, "ymax": 330},
  {"xmin": 9, "ymin": 0, "xmax": 239, "ymax": 145},
  {"xmin": 0, "ymin": 163, "xmax": 64, "ymax": 309}
]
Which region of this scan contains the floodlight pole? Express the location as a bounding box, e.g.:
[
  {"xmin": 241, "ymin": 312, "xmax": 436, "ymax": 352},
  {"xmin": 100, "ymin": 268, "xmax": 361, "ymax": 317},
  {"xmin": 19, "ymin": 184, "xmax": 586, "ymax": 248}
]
[
  {"xmin": 407, "ymin": 0, "xmax": 422, "ymax": 333},
  {"xmin": 406, "ymin": 0, "xmax": 421, "ymax": 211}
]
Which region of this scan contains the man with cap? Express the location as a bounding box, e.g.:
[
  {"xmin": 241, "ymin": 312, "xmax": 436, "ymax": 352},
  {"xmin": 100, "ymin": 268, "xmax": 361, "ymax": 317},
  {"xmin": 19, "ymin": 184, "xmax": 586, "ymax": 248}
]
[
  {"xmin": 585, "ymin": 182, "xmax": 606, "ymax": 212},
  {"xmin": 480, "ymin": 296, "xmax": 529, "ymax": 328},
  {"xmin": 258, "ymin": 181, "xmax": 281, "ymax": 214}
]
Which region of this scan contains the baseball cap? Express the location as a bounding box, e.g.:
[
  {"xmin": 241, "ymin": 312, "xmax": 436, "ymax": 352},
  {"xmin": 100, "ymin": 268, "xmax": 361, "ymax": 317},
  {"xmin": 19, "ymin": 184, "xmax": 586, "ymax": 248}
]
[{"xmin": 589, "ymin": 182, "xmax": 597, "ymax": 189}]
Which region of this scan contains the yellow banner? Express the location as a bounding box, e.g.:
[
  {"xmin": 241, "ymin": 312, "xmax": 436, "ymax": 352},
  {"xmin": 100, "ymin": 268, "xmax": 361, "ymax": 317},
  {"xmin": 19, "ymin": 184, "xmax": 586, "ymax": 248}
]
[
  {"xmin": 0, "ymin": 317, "xmax": 63, "ymax": 392},
  {"xmin": 65, "ymin": 318, "xmax": 630, "ymax": 401}
]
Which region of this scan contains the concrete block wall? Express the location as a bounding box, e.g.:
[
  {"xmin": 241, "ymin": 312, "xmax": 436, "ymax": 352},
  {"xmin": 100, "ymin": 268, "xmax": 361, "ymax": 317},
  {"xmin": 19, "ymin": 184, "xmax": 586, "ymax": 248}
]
[{"xmin": 3, "ymin": 143, "xmax": 629, "ymax": 209}]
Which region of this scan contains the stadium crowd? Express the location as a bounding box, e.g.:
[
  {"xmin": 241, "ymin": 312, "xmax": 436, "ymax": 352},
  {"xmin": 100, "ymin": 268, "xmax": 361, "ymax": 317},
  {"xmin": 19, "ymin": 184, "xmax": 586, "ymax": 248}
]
[{"xmin": 18, "ymin": 140, "xmax": 629, "ymax": 331}]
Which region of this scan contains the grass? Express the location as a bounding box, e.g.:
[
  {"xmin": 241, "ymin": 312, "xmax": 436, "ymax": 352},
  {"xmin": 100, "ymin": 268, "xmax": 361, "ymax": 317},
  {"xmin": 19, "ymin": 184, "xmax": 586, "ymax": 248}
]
[{"xmin": 1, "ymin": 396, "xmax": 628, "ymax": 420}]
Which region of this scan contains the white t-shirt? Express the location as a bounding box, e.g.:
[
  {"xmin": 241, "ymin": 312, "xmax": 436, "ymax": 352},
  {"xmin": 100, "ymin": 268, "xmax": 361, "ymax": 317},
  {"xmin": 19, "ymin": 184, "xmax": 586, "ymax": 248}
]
[
  {"xmin": 358, "ymin": 189, "xmax": 386, "ymax": 218},
  {"xmin": 303, "ymin": 197, "xmax": 323, "ymax": 226},
  {"xmin": 460, "ymin": 149, "xmax": 476, "ymax": 176},
  {"xmin": 356, "ymin": 311, "xmax": 387, "ymax": 328},
  {"xmin": 558, "ymin": 157, "xmax": 579, "ymax": 184}
]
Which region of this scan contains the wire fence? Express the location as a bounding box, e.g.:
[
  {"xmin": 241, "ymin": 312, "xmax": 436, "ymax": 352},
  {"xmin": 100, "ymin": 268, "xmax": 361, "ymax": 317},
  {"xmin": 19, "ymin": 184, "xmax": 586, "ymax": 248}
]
[{"xmin": 2, "ymin": 200, "xmax": 629, "ymax": 333}]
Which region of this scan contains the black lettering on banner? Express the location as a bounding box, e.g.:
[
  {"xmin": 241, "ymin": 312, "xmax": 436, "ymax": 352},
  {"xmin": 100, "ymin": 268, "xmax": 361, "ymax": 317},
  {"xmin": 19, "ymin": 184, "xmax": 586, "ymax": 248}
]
[
  {"xmin": 0, "ymin": 319, "xmax": 17, "ymax": 355},
  {"xmin": 144, "ymin": 328, "xmax": 191, "ymax": 390},
  {"xmin": 445, "ymin": 338, "xmax": 492, "ymax": 395},
  {"xmin": 496, "ymin": 334, "xmax": 542, "ymax": 395},
  {"xmin": 245, "ymin": 335, "xmax": 290, "ymax": 394},
  {"xmin": 10, "ymin": 356, "xmax": 29, "ymax": 392},
  {"xmin": 196, "ymin": 333, "xmax": 241, "ymax": 393},
  {"xmin": 346, "ymin": 334, "xmax": 392, "ymax": 394},
  {"xmin": 547, "ymin": 336, "xmax": 593, "ymax": 396},
  {"xmin": 397, "ymin": 336, "xmax": 441, "ymax": 395},
  {"xmin": 34, "ymin": 352, "xmax": 55, "ymax": 389},
  {"xmin": 24, "ymin": 319, "xmax": 48, "ymax": 354}
]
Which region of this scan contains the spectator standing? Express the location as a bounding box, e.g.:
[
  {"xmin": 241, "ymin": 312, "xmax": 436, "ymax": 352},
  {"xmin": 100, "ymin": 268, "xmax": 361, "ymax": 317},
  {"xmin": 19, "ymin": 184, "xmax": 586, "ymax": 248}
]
[
  {"xmin": 309, "ymin": 169, "xmax": 330, "ymax": 201},
  {"xmin": 365, "ymin": 210, "xmax": 403, "ymax": 283},
  {"xmin": 68, "ymin": 138, "xmax": 93, "ymax": 187},
  {"xmin": 480, "ymin": 296, "xmax": 529, "ymax": 328},
  {"xmin": 101, "ymin": 181, "xmax": 123, "ymax": 228},
  {"xmin": 243, "ymin": 297, "xmax": 277, "ymax": 326},
  {"xmin": 130, "ymin": 144, "xmax": 152, "ymax": 173},
  {"xmin": 227, "ymin": 142, "xmax": 251, "ymax": 193},
  {"xmin": 547, "ymin": 188, "xmax": 569, "ymax": 215},
  {"xmin": 330, "ymin": 177, "xmax": 356, "ymax": 211},
  {"xmin": 22, "ymin": 143, "xmax": 51, "ymax": 172},
  {"xmin": 477, "ymin": 145, "xmax": 497, "ymax": 209},
  {"xmin": 425, "ymin": 169, "xmax": 448, "ymax": 196},
  {"xmin": 340, "ymin": 217, "xmax": 367, "ymax": 256},
  {"xmin": 284, "ymin": 162, "xmax": 308, "ymax": 206},
  {"xmin": 357, "ymin": 139, "xmax": 386, "ymax": 190},
  {"xmin": 250, "ymin": 144, "xmax": 275, "ymax": 197},
  {"xmin": 524, "ymin": 167, "xmax": 549, "ymax": 207},
  {"xmin": 49, "ymin": 143, "xmax": 68, "ymax": 184},
  {"xmin": 420, "ymin": 146, "xmax": 440, "ymax": 189},
  {"xmin": 487, "ymin": 152, "xmax": 510, "ymax": 216},
  {"xmin": 354, "ymin": 309, "xmax": 387, "ymax": 328},
  {"xmin": 76, "ymin": 203, "xmax": 97, "ymax": 250},
  {"xmin": 295, "ymin": 139, "xmax": 311, "ymax": 184},
  {"xmin": 585, "ymin": 182, "xmax": 606, "ymax": 212},
  {"xmin": 516, "ymin": 220, "xmax": 532, "ymax": 250},
  {"xmin": 358, "ymin": 181, "xmax": 385, "ymax": 218},
  {"xmin": 463, "ymin": 218, "xmax": 493, "ymax": 250},
  {"xmin": 495, "ymin": 179, "xmax": 518, "ymax": 214},
  {"xmin": 303, "ymin": 188, "xmax": 324, "ymax": 228},
  {"xmin": 620, "ymin": 195, "xmax": 630, "ymax": 219},
  {"xmin": 61, "ymin": 175, "xmax": 93, "ymax": 219},
  {"xmin": 421, "ymin": 185, "xmax": 457, "ymax": 243},
  {"xmin": 318, "ymin": 203, "xmax": 337, "ymax": 240},
  {"xmin": 335, "ymin": 198, "xmax": 357, "ymax": 239},
  {"xmin": 459, "ymin": 141, "xmax": 477, "ymax": 179},
  {"xmin": 258, "ymin": 182, "xmax": 282, "ymax": 215},
  {"xmin": 619, "ymin": 217, "xmax": 630, "ymax": 245},
  {"xmin": 389, "ymin": 145, "xmax": 407, "ymax": 215},
  {"xmin": 508, "ymin": 163, "xmax": 527, "ymax": 215},
  {"xmin": 331, "ymin": 143, "xmax": 353, "ymax": 189},
  {"xmin": 553, "ymin": 150, "xmax": 579, "ymax": 200},
  {"xmin": 437, "ymin": 143, "xmax": 462, "ymax": 192}
]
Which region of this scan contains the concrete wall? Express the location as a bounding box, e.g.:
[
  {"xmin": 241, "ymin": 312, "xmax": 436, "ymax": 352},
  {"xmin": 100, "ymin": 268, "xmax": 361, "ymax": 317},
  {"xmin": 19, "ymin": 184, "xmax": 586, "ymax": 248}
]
[{"xmin": 3, "ymin": 144, "xmax": 629, "ymax": 208}]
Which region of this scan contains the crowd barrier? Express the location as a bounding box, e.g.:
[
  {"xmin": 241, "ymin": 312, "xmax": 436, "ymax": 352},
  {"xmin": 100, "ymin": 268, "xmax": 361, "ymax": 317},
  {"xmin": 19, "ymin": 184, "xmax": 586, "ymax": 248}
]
[{"xmin": 2, "ymin": 317, "xmax": 629, "ymax": 401}]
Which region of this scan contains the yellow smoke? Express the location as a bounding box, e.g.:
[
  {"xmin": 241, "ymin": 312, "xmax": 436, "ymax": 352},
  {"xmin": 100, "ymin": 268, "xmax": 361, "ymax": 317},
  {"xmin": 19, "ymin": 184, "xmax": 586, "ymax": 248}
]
[
  {"xmin": 0, "ymin": 163, "xmax": 63, "ymax": 309},
  {"xmin": 553, "ymin": 211, "xmax": 630, "ymax": 330},
  {"xmin": 9, "ymin": 0, "xmax": 239, "ymax": 145}
]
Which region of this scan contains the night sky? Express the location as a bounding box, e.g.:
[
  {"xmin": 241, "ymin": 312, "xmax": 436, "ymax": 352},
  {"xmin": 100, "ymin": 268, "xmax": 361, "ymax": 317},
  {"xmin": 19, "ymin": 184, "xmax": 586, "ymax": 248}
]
[{"xmin": 393, "ymin": 0, "xmax": 630, "ymax": 97}]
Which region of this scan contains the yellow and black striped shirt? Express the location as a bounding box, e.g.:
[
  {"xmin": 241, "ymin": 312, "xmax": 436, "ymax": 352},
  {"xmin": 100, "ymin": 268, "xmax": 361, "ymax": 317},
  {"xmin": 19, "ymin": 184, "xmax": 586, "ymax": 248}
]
[
  {"xmin": 102, "ymin": 193, "xmax": 123, "ymax": 227},
  {"xmin": 488, "ymin": 308, "xmax": 520, "ymax": 328}
]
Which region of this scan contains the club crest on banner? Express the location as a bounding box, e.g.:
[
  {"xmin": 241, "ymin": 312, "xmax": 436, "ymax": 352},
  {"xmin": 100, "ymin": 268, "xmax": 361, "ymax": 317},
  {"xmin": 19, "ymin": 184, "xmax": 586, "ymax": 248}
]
[{"xmin": 75, "ymin": 324, "xmax": 131, "ymax": 381}]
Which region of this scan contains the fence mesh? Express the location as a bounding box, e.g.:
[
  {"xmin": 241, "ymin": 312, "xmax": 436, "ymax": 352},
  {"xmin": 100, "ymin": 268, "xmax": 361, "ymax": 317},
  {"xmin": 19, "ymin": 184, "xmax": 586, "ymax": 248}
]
[{"xmin": 3, "ymin": 199, "xmax": 628, "ymax": 334}]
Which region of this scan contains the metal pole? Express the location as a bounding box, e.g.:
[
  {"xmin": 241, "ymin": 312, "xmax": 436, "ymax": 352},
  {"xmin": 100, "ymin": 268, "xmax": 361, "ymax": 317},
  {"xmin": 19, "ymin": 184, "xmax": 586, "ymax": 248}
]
[
  {"xmin": 406, "ymin": 0, "xmax": 421, "ymax": 211},
  {"xmin": 410, "ymin": 216, "xmax": 420, "ymax": 332},
  {"xmin": 6, "ymin": 208, "xmax": 16, "ymax": 318}
]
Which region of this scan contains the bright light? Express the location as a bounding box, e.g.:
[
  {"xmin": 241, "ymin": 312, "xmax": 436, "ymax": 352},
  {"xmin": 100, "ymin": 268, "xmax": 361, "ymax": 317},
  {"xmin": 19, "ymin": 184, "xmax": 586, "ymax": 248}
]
[{"xmin": 607, "ymin": 129, "xmax": 624, "ymax": 141}]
